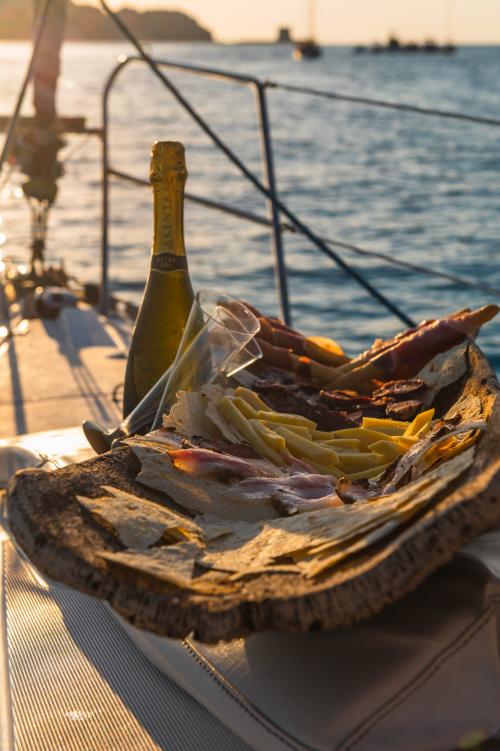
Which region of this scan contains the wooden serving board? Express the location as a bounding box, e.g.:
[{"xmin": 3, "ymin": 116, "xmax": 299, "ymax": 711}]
[{"xmin": 7, "ymin": 345, "xmax": 500, "ymax": 644}]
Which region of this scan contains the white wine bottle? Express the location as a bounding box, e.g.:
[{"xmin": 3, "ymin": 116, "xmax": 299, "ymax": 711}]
[{"xmin": 123, "ymin": 141, "xmax": 194, "ymax": 416}]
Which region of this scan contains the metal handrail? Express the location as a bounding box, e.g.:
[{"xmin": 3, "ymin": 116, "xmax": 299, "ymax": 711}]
[
  {"xmin": 98, "ymin": 44, "xmax": 500, "ymax": 330},
  {"xmin": 100, "ymin": 53, "xmax": 413, "ymax": 328}
]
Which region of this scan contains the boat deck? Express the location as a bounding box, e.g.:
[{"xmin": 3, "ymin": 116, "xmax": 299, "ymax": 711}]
[
  {"xmin": 0, "ymin": 304, "xmax": 130, "ymax": 439},
  {"xmin": 0, "ymin": 527, "xmax": 252, "ymax": 751}
]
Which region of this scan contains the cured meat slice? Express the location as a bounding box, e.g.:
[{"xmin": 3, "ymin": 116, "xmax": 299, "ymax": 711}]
[
  {"xmin": 253, "ymin": 382, "xmax": 358, "ymax": 430},
  {"xmin": 372, "ymin": 379, "xmax": 427, "ymax": 400},
  {"xmin": 222, "ymin": 473, "xmax": 342, "ymax": 517},
  {"xmin": 222, "ymin": 473, "xmax": 336, "ymax": 502},
  {"xmin": 166, "ymin": 448, "xmax": 277, "ymax": 481},
  {"xmin": 272, "ymin": 492, "xmax": 342, "ymax": 516},
  {"xmin": 334, "ymin": 305, "xmax": 499, "ymax": 389}
]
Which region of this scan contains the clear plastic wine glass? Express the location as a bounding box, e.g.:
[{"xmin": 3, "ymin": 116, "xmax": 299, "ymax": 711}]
[
  {"xmin": 151, "ymin": 290, "xmax": 262, "ymax": 428},
  {"xmin": 82, "ymin": 290, "xmax": 262, "ymax": 453}
]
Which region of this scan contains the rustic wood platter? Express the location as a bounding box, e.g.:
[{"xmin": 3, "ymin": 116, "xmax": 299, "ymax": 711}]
[
  {"xmin": 8, "ymin": 290, "xmax": 500, "ymax": 643},
  {"xmin": 8, "ymin": 343, "xmax": 500, "ymax": 643}
]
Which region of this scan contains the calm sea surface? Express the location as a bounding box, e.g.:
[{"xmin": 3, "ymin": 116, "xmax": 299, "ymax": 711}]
[{"xmin": 1, "ymin": 42, "xmax": 499, "ymax": 367}]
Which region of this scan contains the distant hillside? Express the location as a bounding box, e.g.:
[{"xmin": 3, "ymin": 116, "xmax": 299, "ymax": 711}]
[{"xmin": 0, "ymin": 1, "xmax": 212, "ymax": 41}]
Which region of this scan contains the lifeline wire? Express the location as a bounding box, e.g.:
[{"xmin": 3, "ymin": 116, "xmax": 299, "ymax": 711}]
[
  {"xmin": 108, "ymin": 168, "xmax": 500, "ymax": 299},
  {"xmin": 265, "ymin": 81, "xmax": 500, "ymax": 129}
]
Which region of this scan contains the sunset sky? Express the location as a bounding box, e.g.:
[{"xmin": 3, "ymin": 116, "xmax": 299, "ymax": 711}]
[{"xmin": 77, "ymin": 0, "xmax": 500, "ymax": 44}]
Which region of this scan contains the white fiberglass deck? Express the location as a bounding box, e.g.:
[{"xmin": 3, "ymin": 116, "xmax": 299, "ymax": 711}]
[
  {"xmin": 0, "ymin": 529, "xmax": 253, "ymax": 751},
  {"xmin": 0, "ymin": 304, "xmax": 128, "ymax": 439},
  {"xmin": 0, "ymin": 304, "xmax": 255, "ymax": 751}
]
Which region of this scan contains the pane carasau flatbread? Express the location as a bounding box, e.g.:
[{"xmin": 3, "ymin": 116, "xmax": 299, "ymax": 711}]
[{"xmin": 77, "ymin": 486, "xmax": 199, "ymax": 549}]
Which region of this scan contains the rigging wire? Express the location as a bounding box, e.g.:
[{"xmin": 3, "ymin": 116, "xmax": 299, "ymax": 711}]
[
  {"xmin": 99, "ymin": 0, "xmax": 415, "ymax": 328},
  {"xmin": 0, "ymin": 0, "xmax": 54, "ymax": 173}
]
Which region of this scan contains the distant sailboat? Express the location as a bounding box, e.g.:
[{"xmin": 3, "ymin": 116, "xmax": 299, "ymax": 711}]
[{"xmin": 293, "ymin": 0, "xmax": 322, "ymax": 60}]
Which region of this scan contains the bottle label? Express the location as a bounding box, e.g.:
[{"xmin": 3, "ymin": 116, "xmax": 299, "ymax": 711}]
[
  {"xmin": 152, "ymin": 186, "xmax": 186, "ymax": 258},
  {"xmin": 151, "ymin": 252, "xmax": 188, "ymax": 273}
]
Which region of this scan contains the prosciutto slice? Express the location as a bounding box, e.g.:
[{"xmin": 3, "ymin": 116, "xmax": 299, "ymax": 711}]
[
  {"xmin": 222, "ymin": 473, "xmax": 342, "ymax": 515},
  {"xmin": 167, "ymin": 448, "xmax": 278, "ymax": 481},
  {"xmin": 346, "ymin": 306, "xmax": 498, "ymax": 383},
  {"xmin": 223, "ymin": 473, "xmax": 336, "ymax": 501},
  {"xmin": 157, "ymin": 449, "xmax": 341, "ymax": 516},
  {"xmin": 271, "ymin": 492, "xmax": 342, "ymax": 516}
]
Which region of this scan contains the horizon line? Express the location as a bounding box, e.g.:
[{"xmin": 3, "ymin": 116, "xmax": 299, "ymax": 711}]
[{"xmin": 2, "ymin": 38, "xmax": 500, "ymax": 45}]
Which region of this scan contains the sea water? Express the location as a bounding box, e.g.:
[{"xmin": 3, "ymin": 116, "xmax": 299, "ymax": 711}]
[{"xmin": 0, "ymin": 42, "xmax": 499, "ymax": 367}]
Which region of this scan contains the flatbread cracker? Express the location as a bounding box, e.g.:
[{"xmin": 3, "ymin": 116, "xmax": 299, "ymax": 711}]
[
  {"xmin": 100, "ymin": 543, "xmax": 234, "ymax": 595},
  {"xmin": 302, "ymin": 462, "xmax": 469, "ymax": 578},
  {"xmin": 199, "ymin": 449, "xmax": 475, "ymax": 575},
  {"xmin": 163, "ymin": 390, "xmax": 221, "ymax": 439},
  {"xmin": 198, "ymin": 497, "xmax": 408, "ymax": 573},
  {"xmin": 77, "ymin": 486, "xmax": 199, "ymax": 549},
  {"xmin": 195, "ymin": 515, "xmax": 237, "ymax": 542}
]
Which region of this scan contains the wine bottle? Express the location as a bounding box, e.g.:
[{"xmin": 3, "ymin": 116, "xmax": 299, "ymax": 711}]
[{"xmin": 122, "ymin": 141, "xmax": 194, "ymax": 417}]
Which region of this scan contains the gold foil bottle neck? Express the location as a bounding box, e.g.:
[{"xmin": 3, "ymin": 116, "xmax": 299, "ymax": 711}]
[
  {"xmin": 150, "ymin": 141, "xmax": 187, "ymax": 187},
  {"xmin": 150, "ymin": 141, "xmax": 188, "ymax": 258}
]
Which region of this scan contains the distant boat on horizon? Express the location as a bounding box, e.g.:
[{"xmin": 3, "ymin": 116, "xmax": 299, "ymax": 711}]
[
  {"xmin": 355, "ymin": 3, "xmax": 456, "ymax": 56},
  {"xmin": 354, "ymin": 36, "xmax": 456, "ymax": 55},
  {"xmin": 293, "ymin": 0, "xmax": 322, "ymax": 61}
]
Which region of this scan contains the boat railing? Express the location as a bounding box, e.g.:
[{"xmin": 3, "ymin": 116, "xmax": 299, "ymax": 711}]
[
  {"xmin": 97, "ymin": 52, "xmax": 500, "ymax": 326},
  {"xmin": 100, "ymin": 54, "xmax": 417, "ymax": 327},
  {"xmin": 2, "ymin": 0, "xmax": 500, "ymax": 329}
]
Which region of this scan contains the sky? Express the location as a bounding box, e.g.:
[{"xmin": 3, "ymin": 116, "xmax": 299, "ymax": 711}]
[{"xmin": 78, "ymin": 1, "xmax": 500, "ymax": 44}]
